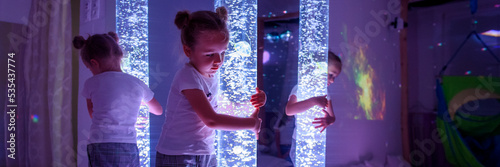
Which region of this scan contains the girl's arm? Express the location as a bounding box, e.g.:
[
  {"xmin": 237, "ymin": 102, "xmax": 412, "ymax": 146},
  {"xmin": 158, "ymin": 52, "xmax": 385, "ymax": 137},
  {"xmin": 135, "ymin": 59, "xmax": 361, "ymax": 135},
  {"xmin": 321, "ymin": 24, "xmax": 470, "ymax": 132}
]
[
  {"xmin": 145, "ymin": 97, "xmax": 163, "ymax": 115},
  {"xmin": 86, "ymin": 99, "xmax": 93, "ymax": 119},
  {"xmin": 325, "ymin": 100, "xmax": 335, "ymax": 117},
  {"xmin": 182, "ymin": 89, "xmax": 260, "ymax": 132},
  {"xmin": 285, "ymin": 95, "xmax": 327, "ymax": 116}
]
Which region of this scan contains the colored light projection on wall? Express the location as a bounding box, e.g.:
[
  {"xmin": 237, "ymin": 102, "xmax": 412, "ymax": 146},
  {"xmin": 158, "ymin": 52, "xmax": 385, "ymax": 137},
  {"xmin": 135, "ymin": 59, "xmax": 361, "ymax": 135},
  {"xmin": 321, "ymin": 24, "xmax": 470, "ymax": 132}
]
[
  {"xmin": 116, "ymin": 0, "xmax": 150, "ymax": 166},
  {"xmin": 353, "ymin": 48, "xmax": 386, "ymax": 120},
  {"xmin": 295, "ymin": 0, "xmax": 329, "ymax": 166},
  {"xmin": 215, "ymin": 0, "xmax": 258, "ymax": 166},
  {"xmin": 338, "ymin": 22, "xmax": 386, "ymax": 120}
]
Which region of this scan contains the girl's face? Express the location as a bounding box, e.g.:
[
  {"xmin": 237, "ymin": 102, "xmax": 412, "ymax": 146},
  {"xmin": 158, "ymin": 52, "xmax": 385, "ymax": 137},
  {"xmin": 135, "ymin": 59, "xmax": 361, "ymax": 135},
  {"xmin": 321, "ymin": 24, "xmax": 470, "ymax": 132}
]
[
  {"xmin": 327, "ymin": 64, "xmax": 341, "ymax": 86},
  {"xmin": 185, "ymin": 31, "xmax": 228, "ymax": 77}
]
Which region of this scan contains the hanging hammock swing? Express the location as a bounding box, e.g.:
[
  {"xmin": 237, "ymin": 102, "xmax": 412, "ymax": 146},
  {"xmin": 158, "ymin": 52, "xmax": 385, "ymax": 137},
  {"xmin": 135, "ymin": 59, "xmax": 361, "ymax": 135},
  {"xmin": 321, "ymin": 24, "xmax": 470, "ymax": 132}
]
[{"xmin": 435, "ymin": 1, "xmax": 500, "ymax": 166}]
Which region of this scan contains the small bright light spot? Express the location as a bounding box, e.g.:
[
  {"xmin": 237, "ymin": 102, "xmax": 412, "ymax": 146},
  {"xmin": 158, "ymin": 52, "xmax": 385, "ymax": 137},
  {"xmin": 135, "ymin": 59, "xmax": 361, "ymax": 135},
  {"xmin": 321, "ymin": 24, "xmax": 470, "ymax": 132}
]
[
  {"xmin": 263, "ymin": 50, "xmax": 270, "ymax": 64},
  {"xmin": 481, "ymin": 29, "xmax": 500, "ymax": 37},
  {"xmin": 31, "ymin": 115, "xmax": 39, "ymax": 123},
  {"xmin": 265, "ymin": 32, "xmax": 280, "ymax": 43},
  {"xmin": 437, "ymin": 43, "xmax": 443, "ymax": 46},
  {"xmin": 280, "ymin": 30, "xmax": 292, "ymax": 42},
  {"xmin": 481, "ymin": 47, "xmax": 487, "ymax": 51},
  {"xmin": 465, "ymin": 71, "xmax": 472, "ymax": 75}
]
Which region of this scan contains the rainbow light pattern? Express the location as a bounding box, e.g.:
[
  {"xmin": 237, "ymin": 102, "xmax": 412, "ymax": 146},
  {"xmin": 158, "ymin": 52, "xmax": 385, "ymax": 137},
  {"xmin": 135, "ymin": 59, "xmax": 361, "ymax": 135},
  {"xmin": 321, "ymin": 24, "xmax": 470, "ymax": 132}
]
[
  {"xmin": 31, "ymin": 114, "xmax": 39, "ymax": 123},
  {"xmin": 352, "ymin": 48, "xmax": 386, "ymax": 120},
  {"xmin": 116, "ymin": 0, "xmax": 150, "ymax": 166},
  {"xmin": 295, "ymin": 0, "xmax": 329, "ymax": 166},
  {"xmin": 215, "ymin": 0, "xmax": 258, "ymax": 166}
]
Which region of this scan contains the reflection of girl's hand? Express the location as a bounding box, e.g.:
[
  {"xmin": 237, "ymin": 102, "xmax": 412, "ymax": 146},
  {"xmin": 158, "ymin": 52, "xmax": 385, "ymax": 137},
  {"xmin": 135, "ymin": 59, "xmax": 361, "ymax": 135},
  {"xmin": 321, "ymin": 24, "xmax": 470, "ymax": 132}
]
[
  {"xmin": 312, "ymin": 108, "xmax": 336, "ymax": 133},
  {"xmin": 250, "ymin": 87, "xmax": 267, "ymax": 108},
  {"xmin": 250, "ymin": 108, "xmax": 262, "ymax": 139},
  {"xmin": 311, "ymin": 95, "xmax": 328, "ymax": 108}
]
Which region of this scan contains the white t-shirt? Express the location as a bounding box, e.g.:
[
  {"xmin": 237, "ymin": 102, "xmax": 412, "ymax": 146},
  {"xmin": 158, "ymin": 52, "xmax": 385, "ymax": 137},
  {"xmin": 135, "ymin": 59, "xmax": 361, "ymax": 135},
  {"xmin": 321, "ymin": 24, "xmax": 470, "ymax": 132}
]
[
  {"xmin": 82, "ymin": 71, "xmax": 154, "ymax": 144},
  {"xmin": 156, "ymin": 63, "xmax": 218, "ymax": 155}
]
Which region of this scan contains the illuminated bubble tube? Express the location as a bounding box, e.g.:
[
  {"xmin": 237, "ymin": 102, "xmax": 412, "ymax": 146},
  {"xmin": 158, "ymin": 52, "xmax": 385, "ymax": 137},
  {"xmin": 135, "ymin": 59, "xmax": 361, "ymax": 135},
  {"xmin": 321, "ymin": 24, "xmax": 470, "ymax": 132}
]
[
  {"xmin": 214, "ymin": 0, "xmax": 258, "ymax": 166},
  {"xmin": 295, "ymin": 0, "xmax": 329, "ymax": 166},
  {"xmin": 116, "ymin": 0, "xmax": 150, "ymax": 166}
]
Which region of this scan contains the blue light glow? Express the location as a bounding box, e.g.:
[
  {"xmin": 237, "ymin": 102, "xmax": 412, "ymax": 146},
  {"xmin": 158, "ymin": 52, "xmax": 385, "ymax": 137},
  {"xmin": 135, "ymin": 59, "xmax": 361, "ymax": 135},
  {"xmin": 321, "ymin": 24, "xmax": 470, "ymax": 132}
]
[
  {"xmin": 116, "ymin": 0, "xmax": 150, "ymax": 166},
  {"xmin": 295, "ymin": 0, "xmax": 329, "ymax": 166},
  {"xmin": 215, "ymin": 0, "xmax": 258, "ymax": 166}
]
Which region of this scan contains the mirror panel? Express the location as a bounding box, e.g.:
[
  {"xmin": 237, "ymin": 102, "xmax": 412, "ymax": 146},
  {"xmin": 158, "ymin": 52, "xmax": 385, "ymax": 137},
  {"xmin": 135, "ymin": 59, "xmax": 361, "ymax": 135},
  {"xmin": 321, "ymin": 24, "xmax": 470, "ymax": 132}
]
[{"xmin": 256, "ymin": 1, "xmax": 300, "ymax": 166}]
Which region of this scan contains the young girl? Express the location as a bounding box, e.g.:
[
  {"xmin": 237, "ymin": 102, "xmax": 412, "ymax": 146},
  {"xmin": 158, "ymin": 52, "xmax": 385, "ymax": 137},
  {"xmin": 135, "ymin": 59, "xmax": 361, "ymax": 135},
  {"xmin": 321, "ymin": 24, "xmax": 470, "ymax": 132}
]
[
  {"xmin": 285, "ymin": 51, "xmax": 342, "ymax": 163},
  {"xmin": 73, "ymin": 32, "xmax": 163, "ymax": 167},
  {"xmin": 312, "ymin": 51, "xmax": 342, "ymax": 131},
  {"xmin": 286, "ymin": 51, "xmax": 341, "ymax": 129},
  {"xmin": 155, "ymin": 7, "xmax": 266, "ymax": 166}
]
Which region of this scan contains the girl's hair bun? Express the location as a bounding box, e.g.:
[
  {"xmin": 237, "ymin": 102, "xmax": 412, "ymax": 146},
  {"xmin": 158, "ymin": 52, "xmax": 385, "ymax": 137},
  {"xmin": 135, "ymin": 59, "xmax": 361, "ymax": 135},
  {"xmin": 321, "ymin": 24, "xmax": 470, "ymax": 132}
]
[
  {"xmin": 107, "ymin": 31, "xmax": 119, "ymax": 43},
  {"xmin": 175, "ymin": 11, "xmax": 190, "ymax": 29},
  {"xmin": 73, "ymin": 36, "xmax": 86, "ymax": 49},
  {"xmin": 216, "ymin": 6, "xmax": 228, "ymax": 22}
]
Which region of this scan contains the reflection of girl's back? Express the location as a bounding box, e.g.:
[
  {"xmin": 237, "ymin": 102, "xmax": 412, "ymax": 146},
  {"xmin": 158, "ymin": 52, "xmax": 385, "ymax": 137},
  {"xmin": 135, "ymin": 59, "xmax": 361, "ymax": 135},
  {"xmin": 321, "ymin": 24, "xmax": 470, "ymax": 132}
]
[{"xmin": 274, "ymin": 115, "xmax": 295, "ymax": 163}]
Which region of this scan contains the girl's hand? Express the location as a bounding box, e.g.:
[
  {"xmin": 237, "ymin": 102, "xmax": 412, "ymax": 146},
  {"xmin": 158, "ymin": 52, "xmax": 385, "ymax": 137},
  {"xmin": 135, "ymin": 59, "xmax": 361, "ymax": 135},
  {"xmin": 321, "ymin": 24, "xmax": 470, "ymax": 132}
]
[
  {"xmin": 312, "ymin": 108, "xmax": 336, "ymax": 133},
  {"xmin": 250, "ymin": 87, "xmax": 267, "ymax": 108},
  {"xmin": 250, "ymin": 108, "xmax": 262, "ymax": 139},
  {"xmin": 311, "ymin": 95, "xmax": 328, "ymax": 108}
]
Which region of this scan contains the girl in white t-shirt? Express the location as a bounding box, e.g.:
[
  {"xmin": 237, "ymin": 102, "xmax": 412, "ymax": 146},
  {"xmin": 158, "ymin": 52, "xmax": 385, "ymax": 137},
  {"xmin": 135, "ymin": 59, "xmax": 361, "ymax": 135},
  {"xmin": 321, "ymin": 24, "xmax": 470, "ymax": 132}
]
[
  {"xmin": 286, "ymin": 51, "xmax": 342, "ymax": 130},
  {"xmin": 285, "ymin": 51, "xmax": 342, "ymax": 164},
  {"xmin": 155, "ymin": 7, "xmax": 266, "ymax": 167},
  {"xmin": 73, "ymin": 32, "xmax": 163, "ymax": 167}
]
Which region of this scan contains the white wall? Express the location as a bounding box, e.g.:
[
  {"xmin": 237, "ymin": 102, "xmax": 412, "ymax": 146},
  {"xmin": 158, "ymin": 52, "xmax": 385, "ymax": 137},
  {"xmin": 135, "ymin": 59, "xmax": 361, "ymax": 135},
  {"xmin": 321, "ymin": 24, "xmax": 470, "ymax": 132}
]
[{"xmin": 0, "ymin": 0, "xmax": 31, "ymax": 25}]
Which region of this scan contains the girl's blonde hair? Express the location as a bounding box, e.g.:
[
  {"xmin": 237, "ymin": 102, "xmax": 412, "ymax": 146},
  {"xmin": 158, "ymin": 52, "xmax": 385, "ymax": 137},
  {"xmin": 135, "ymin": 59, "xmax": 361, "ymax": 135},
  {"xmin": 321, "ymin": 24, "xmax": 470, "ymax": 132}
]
[
  {"xmin": 72, "ymin": 32, "xmax": 123, "ymax": 65},
  {"xmin": 175, "ymin": 6, "xmax": 229, "ymax": 49}
]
